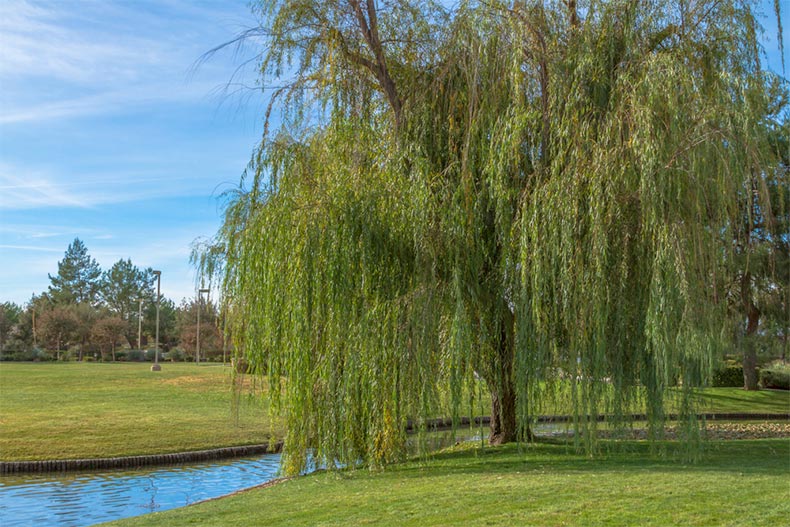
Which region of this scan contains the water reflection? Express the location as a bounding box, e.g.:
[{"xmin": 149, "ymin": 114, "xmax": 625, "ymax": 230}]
[{"xmin": 0, "ymin": 454, "xmax": 282, "ymax": 527}]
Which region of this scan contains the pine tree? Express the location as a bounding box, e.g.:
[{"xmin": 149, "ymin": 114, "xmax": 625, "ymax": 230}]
[
  {"xmin": 48, "ymin": 238, "xmax": 102, "ymax": 305},
  {"xmin": 100, "ymin": 259, "xmax": 156, "ymax": 343}
]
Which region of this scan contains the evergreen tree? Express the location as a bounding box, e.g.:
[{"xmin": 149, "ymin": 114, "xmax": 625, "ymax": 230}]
[
  {"xmin": 0, "ymin": 302, "xmax": 22, "ymax": 352},
  {"xmin": 100, "ymin": 259, "xmax": 156, "ymax": 343},
  {"xmin": 48, "ymin": 238, "xmax": 102, "ymax": 306}
]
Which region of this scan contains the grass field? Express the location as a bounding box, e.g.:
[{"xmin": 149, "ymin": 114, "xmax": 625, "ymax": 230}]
[
  {"xmin": 102, "ymin": 439, "xmax": 790, "ymax": 527},
  {"xmin": 0, "ymin": 362, "xmax": 787, "ymax": 462},
  {"xmin": 0, "ymin": 362, "xmax": 282, "ymax": 461}
]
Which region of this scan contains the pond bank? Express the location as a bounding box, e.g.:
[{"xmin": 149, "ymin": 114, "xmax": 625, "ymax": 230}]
[{"xmin": 0, "ymin": 443, "xmax": 282, "ymax": 475}]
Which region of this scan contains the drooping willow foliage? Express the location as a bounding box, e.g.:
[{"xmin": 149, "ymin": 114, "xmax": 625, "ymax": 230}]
[{"xmin": 196, "ymin": 0, "xmax": 788, "ymax": 474}]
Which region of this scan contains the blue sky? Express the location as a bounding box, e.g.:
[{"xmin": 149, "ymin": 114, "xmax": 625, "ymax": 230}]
[
  {"xmin": 1, "ymin": 0, "xmax": 266, "ymax": 305},
  {"xmin": 0, "ymin": 1, "xmax": 786, "ymax": 307}
]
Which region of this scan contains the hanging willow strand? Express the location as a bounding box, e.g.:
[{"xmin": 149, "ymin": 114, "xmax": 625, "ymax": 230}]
[{"xmin": 196, "ymin": 0, "xmax": 788, "ymax": 474}]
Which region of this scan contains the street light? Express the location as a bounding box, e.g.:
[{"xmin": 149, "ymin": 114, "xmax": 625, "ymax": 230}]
[
  {"xmin": 196, "ymin": 288, "xmax": 210, "ymax": 364},
  {"xmin": 151, "ymin": 270, "xmax": 162, "ymax": 372},
  {"xmin": 137, "ymin": 298, "xmax": 143, "ymax": 351}
]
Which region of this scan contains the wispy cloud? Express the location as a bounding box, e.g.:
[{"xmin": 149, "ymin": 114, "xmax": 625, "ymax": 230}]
[
  {"xmin": 0, "ymin": 0, "xmax": 259, "ymax": 125},
  {"xmin": 0, "ymin": 168, "xmax": 88, "ymax": 209},
  {"xmin": 0, "ymin": 79, "xmax": 226, "ymax": 125},
  {"xmin": 0, "ymin": 244, "xmax": 62, "ymax": 253},
  {"xmin": 0, "ymin": 2, "xmax": 162, "ymax": 84},
  {"xmin": 0, "ymin": 161, "xmax": 213, "ymax": 210}
]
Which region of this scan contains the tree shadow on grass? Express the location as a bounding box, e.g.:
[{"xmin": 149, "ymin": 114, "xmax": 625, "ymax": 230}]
[
  {"xmin": 698, "ymin": 389, "xmax": 790, "ymax": 414},
  {"xmin": 389, "ymin": 438, "xmax": 790, "ymax": 481}
]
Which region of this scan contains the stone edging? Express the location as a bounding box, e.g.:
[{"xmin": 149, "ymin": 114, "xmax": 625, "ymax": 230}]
[{"xmin": 0, "ymin": 442, "xmax": 283, "ymax": 475}]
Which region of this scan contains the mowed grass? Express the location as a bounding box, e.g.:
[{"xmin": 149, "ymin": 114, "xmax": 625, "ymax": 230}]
[
  {"xmin": 103, "ymin": 439, "xmax": 790, "ymax": 527},
  {"xmin": 531, "ymin": 385, "xmax": 789, "ymax": 417},
  {"xmin": 0, "ymin": 362, "xmax": 282, "ymax": 461},
  {"xmin": 0, "ymin": 362, "xmax": 786, "ymax": 462},
  {"xmin": 695, "ymin": 387, "xmax": 789, "ymax": 414}
]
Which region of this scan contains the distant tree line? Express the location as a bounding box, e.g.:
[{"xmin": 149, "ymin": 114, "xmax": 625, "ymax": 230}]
[{"xmin": 0, "ymin": 238, "xmax": 223, "ymax": 362}]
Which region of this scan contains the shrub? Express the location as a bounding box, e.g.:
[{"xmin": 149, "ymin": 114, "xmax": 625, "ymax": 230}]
[
  {"xmin": 712, "ymin": 365, "xmax": 745, "ymax": 387},
  {"xmin": 123, "ymin": 349, "xmax": 147, "ymax": 362},
  {"xmin": 164, "ymin": 348, "xmax": 187, "ymax": 362},
  {"xmin": 0, "ymin": 348, "xmax": 53, "ymax": 362},
  {"xmin": 760, "ymin": 361, "xmax": 790, "ymax": 390}
]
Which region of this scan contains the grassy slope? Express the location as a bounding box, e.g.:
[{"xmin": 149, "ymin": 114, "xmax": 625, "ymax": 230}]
[
  {"xmin": 0, "ymin": 362, "xmax": 281, "ymax": 461},
  {"xmin": 104, "ymin": 439, "xmax": 790, "ymax": 527}
]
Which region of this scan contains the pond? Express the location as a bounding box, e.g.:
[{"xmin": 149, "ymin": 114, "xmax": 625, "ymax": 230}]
[
  {"xmin": 0, "ymin": 453, "xmax": 284, "ymax": 527},
  {"xmin": 0, "ymin": 430, "xmax": 493, "ymax": 527}
]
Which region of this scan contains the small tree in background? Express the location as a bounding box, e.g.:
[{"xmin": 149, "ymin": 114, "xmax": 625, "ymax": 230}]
[
  {"xmin": 728, "ymin": 118, "xmax": 790, "ymax": 388},
  {"xmin": 143, "ymin": 297, "xmax": 178, "ymax": 352},
  {"xmin": 176, "ymin": 298, "xmax": 221, "ymax": 361},
  {"xmin": 92, "ymin": 316, "xmax": 129, "ymax": 361},
  {"xmin": 0, "ymin": 302, "xmax": 22, "ymax": 352},
  {"xmin": 39, "ymin": 306, "xmax": 79, "ymax": 360}
]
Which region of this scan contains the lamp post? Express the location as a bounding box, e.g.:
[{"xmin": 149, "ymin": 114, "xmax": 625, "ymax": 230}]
[
  {"xmin": 137, "ymin": 298, "xmax": 143, "ymax": 350},
  {"xmin": 222, "ymin": 312, "xmax": 227, "ymax": 366},
  {"xmin": 151, "ymin": 270, "xmax": 162, "ymax": 371},
  {"xmin": 196, "ymin": 288, "xmax": 210, "ymax": 364}
]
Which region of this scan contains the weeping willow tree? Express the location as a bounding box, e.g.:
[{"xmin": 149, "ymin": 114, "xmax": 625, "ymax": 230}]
[{"xmin": 197, "ymin": 0, "xmax": 787, "ymax": 474}]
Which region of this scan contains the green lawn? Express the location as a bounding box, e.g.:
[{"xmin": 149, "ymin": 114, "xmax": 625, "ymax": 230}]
[
  {"xmin": 103, "ymin": 439, "xmax": 790, "ymax": 527},
  {"xmin": 695, "ymin": 387, "xmax": 790, "ymax": 414},
  {"xmin": 0, "ymin": 362, "xmax": 786, "ymax": 462},
  {"xmin": 0, "ymin": 362, "xmax": 282, "ymax": 461},
  {"xmin": 531, "ymin": 385, "xmax": 790, "ymax": 417}
]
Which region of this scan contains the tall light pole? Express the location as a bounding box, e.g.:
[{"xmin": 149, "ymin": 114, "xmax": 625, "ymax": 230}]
[
  {"xmin": 151, "ymin": 270, "xmax": 162, "ymax": 372},
  {"xmin": 222, "ymin": 311, "xmax": 227, "ymax": 367},
  {"xmin": 137, "ymin": 298, "xmax": 143, "ymax": 350},
  {"xmin": 196, "ymin": 288, "xmax": 210, "ymax": 364}
]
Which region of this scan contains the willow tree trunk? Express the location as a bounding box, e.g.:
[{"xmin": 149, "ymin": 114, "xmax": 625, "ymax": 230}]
[
  {"xmin": 741, "ymin": 272, "xmax": 760, "ymax": 391},
  {"xmin": 488, "ymin": 369, "xmax": 517, "ymax": 444},
  {"xmin": 742, "ymin": 309, "xmax": 760, "ymax": 391},
  {"xmin": 487, "ymin": 304, "xmax": 523, "ymax": 444}
]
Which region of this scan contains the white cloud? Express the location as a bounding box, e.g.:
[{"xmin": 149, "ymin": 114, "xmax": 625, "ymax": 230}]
[
  {"xmin": 0, "ymin": 0, "xmax": 261, "ymax": 124},
  {"xmin": 0, "ymin": 244, "xmax": 62, "ymax": 252},
  {"xmin": 0, "ymin": 0, "xmax": 176, "ymax": 83},
  {"xmin": 0, "ymin": 168, "xmax": 88, "ymax": 209},
  {"xmin": 0, "ymin": 161, "xmax": 213, "ymax": 210},
  {"xmin": 0, "ymin": 78, "xmax": 226, "ymax": 125}
]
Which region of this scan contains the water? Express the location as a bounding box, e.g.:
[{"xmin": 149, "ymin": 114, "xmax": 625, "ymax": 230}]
[
  {"xmin": 0, "ymin": 454, "xmax": 283, "ymax": 527},
  {"xmin": 0, "ymin": 430, "xmax": 522, "ymax": 527}
]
